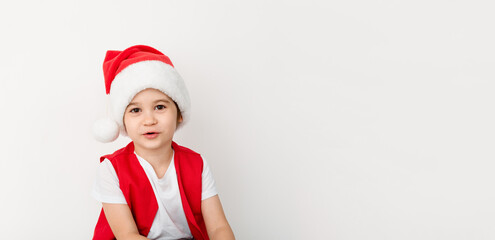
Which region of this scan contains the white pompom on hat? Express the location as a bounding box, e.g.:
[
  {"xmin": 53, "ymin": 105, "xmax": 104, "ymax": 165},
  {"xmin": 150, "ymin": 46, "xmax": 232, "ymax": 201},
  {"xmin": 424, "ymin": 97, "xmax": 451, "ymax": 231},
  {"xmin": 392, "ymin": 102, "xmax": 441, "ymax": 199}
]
[{"xmin": 93, "ymin": 45, "xmax": 191, "ymax": 143}]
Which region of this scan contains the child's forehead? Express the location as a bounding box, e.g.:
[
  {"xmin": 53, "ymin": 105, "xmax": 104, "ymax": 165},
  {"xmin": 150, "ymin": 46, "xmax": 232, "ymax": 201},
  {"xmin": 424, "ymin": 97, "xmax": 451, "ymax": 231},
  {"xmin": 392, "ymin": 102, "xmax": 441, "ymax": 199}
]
[{"xmin": 131, "ymin": 88, "xmax": 173, "ymax": 102}]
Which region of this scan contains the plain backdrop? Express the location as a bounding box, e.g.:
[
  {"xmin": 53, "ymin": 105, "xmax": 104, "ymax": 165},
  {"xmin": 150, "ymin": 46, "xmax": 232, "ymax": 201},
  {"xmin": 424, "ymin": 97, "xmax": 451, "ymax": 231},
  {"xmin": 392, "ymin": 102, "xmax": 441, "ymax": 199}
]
[{"xmin": 0, "ymin": 0, "xmax": 494, "ymax": 239}]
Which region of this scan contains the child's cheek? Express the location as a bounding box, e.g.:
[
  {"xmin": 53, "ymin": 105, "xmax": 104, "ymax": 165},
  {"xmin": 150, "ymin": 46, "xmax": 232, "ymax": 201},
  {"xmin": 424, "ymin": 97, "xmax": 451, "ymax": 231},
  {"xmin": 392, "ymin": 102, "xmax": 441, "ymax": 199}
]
[{"xmin": 123, "ymin": 115, "xmax": 130, "ymax": 133}]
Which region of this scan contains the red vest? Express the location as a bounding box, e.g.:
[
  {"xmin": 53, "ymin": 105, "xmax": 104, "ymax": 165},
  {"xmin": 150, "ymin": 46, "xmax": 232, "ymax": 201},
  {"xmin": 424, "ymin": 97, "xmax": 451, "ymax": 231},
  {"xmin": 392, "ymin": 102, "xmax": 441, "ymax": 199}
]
[{"xmin": 92, "ymin": 141, "xmax": 209, "ymax": 240}]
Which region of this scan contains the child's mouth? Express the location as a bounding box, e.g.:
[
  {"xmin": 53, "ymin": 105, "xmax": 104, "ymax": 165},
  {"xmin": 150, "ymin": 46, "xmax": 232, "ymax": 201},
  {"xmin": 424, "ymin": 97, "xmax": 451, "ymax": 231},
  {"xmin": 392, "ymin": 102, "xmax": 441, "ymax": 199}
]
[{"xmin": 143, "ymin": 132, "xmax": 159, "ymax": 139}]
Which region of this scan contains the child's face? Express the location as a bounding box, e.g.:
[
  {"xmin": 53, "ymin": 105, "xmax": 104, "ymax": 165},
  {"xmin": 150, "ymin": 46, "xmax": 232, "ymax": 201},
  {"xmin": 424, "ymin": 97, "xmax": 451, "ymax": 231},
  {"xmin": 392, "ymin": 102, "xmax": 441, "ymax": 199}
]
[{"xmin": 123, "ymin": 88, "xmax": 183, "ymax": 152}]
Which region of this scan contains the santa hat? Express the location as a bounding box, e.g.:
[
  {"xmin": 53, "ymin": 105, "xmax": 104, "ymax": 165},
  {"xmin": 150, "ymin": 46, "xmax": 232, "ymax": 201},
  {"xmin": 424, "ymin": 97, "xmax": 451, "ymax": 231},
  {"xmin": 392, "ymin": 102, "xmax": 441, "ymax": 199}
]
[{"xmin": 93, "ymin": 45, "xmax": 191, "ymax": 143}]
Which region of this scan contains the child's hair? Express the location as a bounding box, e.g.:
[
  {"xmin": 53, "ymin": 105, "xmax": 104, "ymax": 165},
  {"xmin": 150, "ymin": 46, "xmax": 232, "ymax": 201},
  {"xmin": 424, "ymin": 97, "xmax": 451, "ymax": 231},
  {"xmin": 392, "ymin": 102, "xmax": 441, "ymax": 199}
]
[
  {"xmin": 174, "ymin": 101, "xmax": 182, "ymax": 122},
  {"xmin": 93, "ymin": 45, "xmax": 191, "ymax": 143}
]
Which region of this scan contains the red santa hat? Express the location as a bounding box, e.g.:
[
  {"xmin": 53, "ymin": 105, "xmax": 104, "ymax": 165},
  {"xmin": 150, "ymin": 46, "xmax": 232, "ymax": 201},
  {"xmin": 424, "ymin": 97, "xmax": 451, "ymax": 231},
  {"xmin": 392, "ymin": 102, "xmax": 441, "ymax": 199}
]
[{"xmin": 93, "ymin": 45, "xmax": 191, "ymax": 142}]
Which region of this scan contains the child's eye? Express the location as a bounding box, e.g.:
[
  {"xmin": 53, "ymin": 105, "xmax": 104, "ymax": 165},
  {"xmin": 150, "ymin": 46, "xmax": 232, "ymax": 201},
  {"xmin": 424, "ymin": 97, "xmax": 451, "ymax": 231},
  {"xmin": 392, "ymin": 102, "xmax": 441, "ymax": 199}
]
[
  {"xmin": 155, "ymin": 105, "xmax": 166, "ymax": 110},
  {"xmin": 129, "ymin": 108, "xmax": 141, "ymax": 113}
]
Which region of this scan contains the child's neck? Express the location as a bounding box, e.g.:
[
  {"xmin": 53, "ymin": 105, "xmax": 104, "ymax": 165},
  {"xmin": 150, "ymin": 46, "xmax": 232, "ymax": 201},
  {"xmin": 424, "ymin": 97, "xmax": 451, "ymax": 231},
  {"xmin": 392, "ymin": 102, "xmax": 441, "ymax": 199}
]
[{"xmin": 134, "ymin": 142, "xmax": 174, "ymax": 167}]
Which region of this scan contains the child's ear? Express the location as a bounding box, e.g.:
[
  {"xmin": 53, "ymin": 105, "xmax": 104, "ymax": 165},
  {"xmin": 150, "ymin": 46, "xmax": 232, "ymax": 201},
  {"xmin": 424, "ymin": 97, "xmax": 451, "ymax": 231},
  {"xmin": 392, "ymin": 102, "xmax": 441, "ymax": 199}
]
[{"xmin": 178, "ymin": 115, "xmax": 183, "ymax": 123}]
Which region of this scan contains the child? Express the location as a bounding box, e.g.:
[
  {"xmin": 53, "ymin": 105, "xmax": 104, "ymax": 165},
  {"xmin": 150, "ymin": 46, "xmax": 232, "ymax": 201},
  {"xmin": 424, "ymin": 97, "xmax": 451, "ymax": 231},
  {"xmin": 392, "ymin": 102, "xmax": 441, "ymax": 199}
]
[{"xmin": 91, "ymin": 45, "xmax": 235, "ymax": 240}]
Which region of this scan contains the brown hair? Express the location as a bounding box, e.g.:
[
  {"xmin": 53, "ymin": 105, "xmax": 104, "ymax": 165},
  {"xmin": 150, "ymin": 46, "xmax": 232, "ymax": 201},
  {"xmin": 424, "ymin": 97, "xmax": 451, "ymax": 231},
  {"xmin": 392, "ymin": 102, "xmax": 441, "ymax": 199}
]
[{"xmin": 173, "ymin": 101, "xmax": 182, "ymax": 125}]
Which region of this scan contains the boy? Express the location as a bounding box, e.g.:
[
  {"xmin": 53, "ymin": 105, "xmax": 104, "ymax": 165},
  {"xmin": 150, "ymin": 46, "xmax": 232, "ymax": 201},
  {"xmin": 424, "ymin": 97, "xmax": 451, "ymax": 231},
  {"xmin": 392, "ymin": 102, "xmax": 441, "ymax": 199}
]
[{"xmin": 91, "ymin": 45, "xmax": 235, "ymax": 240}]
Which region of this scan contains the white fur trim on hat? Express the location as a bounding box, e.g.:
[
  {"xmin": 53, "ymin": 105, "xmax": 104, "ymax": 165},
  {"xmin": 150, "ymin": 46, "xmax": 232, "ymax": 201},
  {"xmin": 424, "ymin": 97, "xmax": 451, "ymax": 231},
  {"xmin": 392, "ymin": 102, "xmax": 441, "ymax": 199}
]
[{"xmin": 109, "ymin": 60, "xmax": 191, "ymax": 135}]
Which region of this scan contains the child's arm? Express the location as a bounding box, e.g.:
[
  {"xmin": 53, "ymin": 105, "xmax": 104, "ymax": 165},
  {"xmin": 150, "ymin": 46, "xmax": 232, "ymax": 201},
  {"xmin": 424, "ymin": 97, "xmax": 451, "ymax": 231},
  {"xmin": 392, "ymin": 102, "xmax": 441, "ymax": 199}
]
[
  {"xmin": 201, "ymin": 195, "xmax": 235, "ymax": 240},
  {"xmin": 102, "ymin": 203, "xmax": 150, "ymax": 240}
]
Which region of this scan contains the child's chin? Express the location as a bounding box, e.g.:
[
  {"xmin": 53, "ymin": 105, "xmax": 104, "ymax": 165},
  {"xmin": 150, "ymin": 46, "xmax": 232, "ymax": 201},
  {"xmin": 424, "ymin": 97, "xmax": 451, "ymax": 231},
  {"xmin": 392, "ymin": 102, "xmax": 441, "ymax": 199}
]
[{"xmin": 137, "ymin": 138, "xmax": 170, "ymax": 149}]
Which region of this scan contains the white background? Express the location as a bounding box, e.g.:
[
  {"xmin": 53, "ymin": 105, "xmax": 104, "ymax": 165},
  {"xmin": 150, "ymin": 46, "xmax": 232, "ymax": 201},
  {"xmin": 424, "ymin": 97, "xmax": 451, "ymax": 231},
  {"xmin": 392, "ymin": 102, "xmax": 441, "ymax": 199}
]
[{"xmin": 0, "ymin": 0, "xmax": 494, "ymax": 239}]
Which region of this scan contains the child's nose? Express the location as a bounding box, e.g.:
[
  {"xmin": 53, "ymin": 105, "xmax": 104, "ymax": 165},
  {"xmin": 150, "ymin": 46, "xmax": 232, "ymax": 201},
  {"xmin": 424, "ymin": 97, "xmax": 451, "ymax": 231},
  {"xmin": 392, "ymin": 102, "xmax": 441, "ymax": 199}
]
[{"xmin": 143, "ymin": 111, "xmax": 157, "ymax": 125}]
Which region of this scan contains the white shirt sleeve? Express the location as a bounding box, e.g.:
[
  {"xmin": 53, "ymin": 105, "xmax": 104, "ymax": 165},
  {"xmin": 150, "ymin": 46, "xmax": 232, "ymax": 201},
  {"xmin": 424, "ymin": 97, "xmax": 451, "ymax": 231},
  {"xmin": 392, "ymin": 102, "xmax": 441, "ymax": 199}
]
[
  {"xmin": 201, "ymin": 157, "xmax": 218, "ymax": 200},
  {"xmin": 92, "ymin": 158, "xmax": 128, "ymax": 204}
]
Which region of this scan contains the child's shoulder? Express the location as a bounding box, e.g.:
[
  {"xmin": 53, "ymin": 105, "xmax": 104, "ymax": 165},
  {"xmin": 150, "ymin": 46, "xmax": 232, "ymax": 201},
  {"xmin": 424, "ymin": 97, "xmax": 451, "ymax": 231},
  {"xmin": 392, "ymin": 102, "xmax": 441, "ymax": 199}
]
[
  {"xmin": 173, "ymin": 141, "xmax": 201, "ymax": 156},
  {"xmin": 99, "ymin": 141, "xmax": 202, "ymax": 163},
  {"xmin": 99, "ymin": 142, "xmax": 134, "ymax": 162}
]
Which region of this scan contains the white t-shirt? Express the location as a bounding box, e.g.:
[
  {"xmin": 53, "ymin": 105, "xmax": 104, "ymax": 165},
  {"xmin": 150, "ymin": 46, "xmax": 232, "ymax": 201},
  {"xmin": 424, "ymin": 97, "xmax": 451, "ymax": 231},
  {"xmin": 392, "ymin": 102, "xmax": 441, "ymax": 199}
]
[{"xmin": 92, "ymin": 150, "xmax": 218, "ymax": 240}]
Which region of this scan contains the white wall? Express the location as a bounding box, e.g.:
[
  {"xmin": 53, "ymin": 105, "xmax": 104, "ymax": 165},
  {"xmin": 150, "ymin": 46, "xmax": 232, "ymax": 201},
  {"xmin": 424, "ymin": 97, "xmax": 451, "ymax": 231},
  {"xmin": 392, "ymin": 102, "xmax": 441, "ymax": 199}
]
[{"xmin": 1, "ymin": 0, "xmax": 494, "ymax": 239}]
